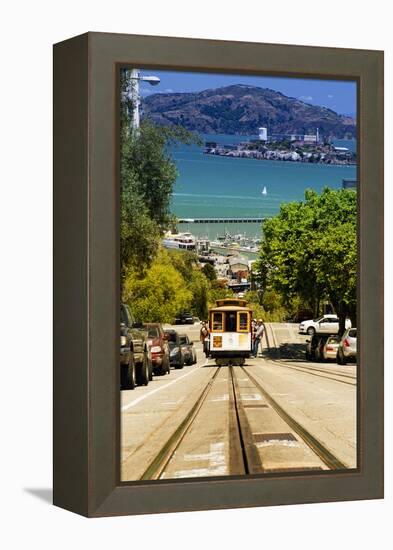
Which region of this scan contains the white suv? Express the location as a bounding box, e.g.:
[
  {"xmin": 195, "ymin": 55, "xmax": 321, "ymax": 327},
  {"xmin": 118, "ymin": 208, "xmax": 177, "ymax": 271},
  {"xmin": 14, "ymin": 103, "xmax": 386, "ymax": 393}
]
[{"xmin": 299, "ymin": 315, "xmax": 351, "ymax": 335}]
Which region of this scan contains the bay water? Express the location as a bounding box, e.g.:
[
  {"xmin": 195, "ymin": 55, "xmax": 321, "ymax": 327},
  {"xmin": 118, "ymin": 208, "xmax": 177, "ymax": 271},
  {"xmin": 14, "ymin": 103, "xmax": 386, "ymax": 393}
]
[{"xmin": 170, "ymin": 133, "xmax": 357, "ymax": 240}]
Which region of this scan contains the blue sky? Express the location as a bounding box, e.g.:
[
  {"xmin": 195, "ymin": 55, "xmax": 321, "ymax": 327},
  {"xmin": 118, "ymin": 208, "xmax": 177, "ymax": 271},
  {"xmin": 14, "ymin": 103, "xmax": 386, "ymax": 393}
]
[{"xmin": 139, "ymin": 69, "xmax": 357, "ymax": 116}]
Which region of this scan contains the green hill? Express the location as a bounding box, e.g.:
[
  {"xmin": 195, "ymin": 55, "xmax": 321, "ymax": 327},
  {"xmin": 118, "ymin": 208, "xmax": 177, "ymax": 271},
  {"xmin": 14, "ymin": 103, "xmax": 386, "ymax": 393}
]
[{"xmin": 142, "ymin": 84, "xmax": 356, "ymax": 138}]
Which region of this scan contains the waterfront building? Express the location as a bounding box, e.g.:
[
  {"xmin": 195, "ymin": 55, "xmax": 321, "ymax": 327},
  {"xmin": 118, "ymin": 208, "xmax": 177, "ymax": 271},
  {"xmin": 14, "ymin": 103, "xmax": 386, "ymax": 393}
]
[
  {"xmin": 196, "ymin": 239, "xmax": 211, "ymax": 255},
  {"xmin": 258, "ymin": 127, "xmax": 268, "ymax": 141},
  {"xmin": 304, "ymin": 134, "xmax": 318, "ymax": 143},
  {"xmin": 228, "ymin": 256, "xmax": 249, "ymax": 281},
  {"xmin": 227, "ymin": 279, "xmax": 251, "ymax": 293}
]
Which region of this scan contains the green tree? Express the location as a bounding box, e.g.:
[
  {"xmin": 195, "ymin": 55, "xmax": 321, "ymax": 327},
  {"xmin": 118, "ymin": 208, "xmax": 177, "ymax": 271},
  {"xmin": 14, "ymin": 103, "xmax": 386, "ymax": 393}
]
[
  {"xmin": 256, "ymin": 188, "xmax": 357, "ymax": 334},
  {"xmin": 261, "ymin": 288, "xmax": 283, "ymax": 312},
  {"xmin": 120, "ymin": 70, "xmax": 201, "ymax": 293},
  {"xmin": 123, "ymin": 250, "xmax": 192, "ymax": 323},
  {"xmin": 208, "ymin": 282, "xmax": 234, "ymax": 307},
  {"xmin": 244, "ymin": 290, "xmax": 288, "ymax": 322},
  {"xmin": 166, "ymin": 250, "xmax": 210, "ymax": 319},
  {"xmin": 120, "ymin": 170, "xmax": 161, "ymax": 278},
  {"xmin": 167, "ymin": 250, "xmax": 198, "ymax": 280},
  {"xmin": 124, "ymin": 121, "xmax": 201, "ymax": 230},
  {"xmin": 189, "ymin": 271, "xmax": 209, "ymax": 320},
  {"xmin": 202, "ymin": 262, "xmax": 217, "ymax": 281}
]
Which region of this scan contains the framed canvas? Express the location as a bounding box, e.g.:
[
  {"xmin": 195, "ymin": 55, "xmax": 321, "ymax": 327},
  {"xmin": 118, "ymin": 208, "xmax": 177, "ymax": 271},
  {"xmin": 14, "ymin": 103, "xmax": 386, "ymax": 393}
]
[{"xmin": 53, "ymin": 32, "xmax": 384, "ymax": 517}]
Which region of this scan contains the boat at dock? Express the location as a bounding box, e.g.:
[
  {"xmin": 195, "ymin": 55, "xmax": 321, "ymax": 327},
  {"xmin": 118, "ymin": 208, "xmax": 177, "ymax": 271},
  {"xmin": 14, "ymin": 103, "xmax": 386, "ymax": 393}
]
[
  {"xmin": 211, "ymin": 231, "xmax": 260, "ymax": 255},
  {"xmin": 162, "ymin": 232, "xmax": 196, "ymax": 251}
]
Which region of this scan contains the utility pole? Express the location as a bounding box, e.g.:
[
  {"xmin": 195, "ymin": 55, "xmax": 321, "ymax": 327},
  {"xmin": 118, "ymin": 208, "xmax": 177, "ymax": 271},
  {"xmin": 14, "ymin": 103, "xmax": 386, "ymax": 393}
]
[
  {"xmin": 126, "ymin": 69, "xmax": 161, "ymax": 132},
  {"xmin": 129, "ymin": 68, "xmax": 140, "ymax": 131}
]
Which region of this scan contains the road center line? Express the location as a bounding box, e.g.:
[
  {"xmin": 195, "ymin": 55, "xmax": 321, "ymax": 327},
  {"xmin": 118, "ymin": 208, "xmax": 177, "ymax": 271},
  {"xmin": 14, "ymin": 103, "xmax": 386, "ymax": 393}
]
[{"xmin": 121, "ymin": 359, "xmax": 209, "ymax": 412}]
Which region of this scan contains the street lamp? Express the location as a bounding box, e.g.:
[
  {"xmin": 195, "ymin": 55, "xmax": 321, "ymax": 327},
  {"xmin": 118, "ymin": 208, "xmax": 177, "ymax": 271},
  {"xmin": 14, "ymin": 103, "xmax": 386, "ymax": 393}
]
[{"xmin": 128, "ymin": 69, "xmax": 160, "ymax": 131}]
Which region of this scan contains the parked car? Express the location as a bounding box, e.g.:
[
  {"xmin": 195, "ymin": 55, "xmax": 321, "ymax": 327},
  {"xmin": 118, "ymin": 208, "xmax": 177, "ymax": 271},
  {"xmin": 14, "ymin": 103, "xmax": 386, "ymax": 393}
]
[
  {"xmin": 120, "ymin": 303, "xmax": 150, "ymax": 389},
  {"xmin": 164, "ymin": 329, "xmax": 186, "ymax": 369},
  {"xmin": 318, "ymin": 335, "xmax": 341, "ymax": 362},
  {"xmin": 306, "ymin": 334, "xmax": 323, "ymax": 361},
  {"xmin": 299, "ymin": 314, "xmax": 351, "ymax": 336},
  {"xmin": 179, "ymin": 334, "xmax": 197, "ymax": 365},
  {"xmin": 337, "ymin": 328, "xmax": 357, "ymax": 364},
  {"xmin": 143, "ymin": 323, "xmax": 170, "ymax": 375},
  {"xmin": 120, "ymin": 323, "xmax": 136, "ymax": 390},
  {"xmin": 305, "ymin": 333, "xmax": 330, "ymax": 361},
  {"xmin": 174, "ymin": 312, "xmax": 194, "ymax": 325}
]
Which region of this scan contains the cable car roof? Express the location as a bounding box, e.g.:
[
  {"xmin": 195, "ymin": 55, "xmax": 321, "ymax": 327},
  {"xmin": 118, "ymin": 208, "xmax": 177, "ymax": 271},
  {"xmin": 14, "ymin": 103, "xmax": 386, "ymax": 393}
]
[
  {"xmin": 215, "ymin": 298, "xmax": 248, "ymax": 307},
  {"xmin": 209, "ymin": 305, "xmax": 252, "ymax": 312}
]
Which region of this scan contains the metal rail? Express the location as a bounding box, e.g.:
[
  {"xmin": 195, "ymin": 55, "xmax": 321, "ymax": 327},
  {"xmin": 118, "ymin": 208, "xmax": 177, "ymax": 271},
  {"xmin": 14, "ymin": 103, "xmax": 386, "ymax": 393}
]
[
  {"xmin": 240, "ymin": 365, "xmax": 348, "ymax": 470},
  {"xmin": 271, "ymin": 361, "xmax": 356, "ymax": 386},
  {"xmin": 140, "ymin": 365, "xmax": 265, "ymax": 480},
  {"xmin": 140, "ymin": 366, "xmax": 220, "ymax": 480},
  {"xmin": 229, "ymin": 365, "xmax": 264, "ymax": 474}
]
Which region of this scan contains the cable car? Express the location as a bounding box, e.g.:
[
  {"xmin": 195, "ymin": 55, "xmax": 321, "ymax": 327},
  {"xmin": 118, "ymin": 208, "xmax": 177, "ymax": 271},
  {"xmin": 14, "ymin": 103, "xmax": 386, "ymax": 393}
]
[{"xmin": 208, "ymin": 298, "xmax": 253, "ymax": 365}]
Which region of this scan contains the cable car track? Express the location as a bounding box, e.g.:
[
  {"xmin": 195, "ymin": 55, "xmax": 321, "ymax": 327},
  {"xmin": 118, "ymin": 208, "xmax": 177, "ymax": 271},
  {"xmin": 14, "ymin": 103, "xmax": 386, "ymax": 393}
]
[
  {"xmin": 239, "ymin": 365, "xmax": 348, "ymax": 470},
  {"xmin": 139, "ymin": 361, "xmax": 347, "ymax": 480},
  {"xmin": 140, "ymin": 365, "xmax": 221, "ymax": 480}
]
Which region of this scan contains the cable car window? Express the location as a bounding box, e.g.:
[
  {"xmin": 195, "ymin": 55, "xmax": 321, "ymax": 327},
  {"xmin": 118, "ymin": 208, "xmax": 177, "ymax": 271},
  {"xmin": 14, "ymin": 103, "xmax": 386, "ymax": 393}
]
[
  {"xmin": 238, "ymin": 312, "xmax": 248, "ymax": 332},
  {"xmin": 225, "ymin": 312, "xmax": 237, "ymax": 332},
  {"xmin": 212, "ymin": 312, "xmax": 223, "ymax": 331}
]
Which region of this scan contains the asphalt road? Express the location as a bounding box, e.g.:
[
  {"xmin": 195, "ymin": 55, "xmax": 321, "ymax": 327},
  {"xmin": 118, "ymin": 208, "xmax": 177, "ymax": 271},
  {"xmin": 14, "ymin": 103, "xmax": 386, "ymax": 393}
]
[{"xmin": 120, "ymin": 322, "xmax": 357, "ymax": 481}]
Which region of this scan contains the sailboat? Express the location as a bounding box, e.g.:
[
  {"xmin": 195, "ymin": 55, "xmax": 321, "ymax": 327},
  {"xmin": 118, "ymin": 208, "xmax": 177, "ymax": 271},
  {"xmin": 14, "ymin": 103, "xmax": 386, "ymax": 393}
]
[{"xmin": 262, "ymin": 186, "xmax": 267, "ymax": 196}]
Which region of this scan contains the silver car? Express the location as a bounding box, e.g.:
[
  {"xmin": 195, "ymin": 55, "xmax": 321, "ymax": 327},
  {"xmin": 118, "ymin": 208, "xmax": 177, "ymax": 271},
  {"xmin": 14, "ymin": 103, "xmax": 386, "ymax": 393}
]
[
  {"xmin": 337, "ymin": 328, "xmax": 357, "ymax": 364},
  {"xmin": 320, "ymin": 335, "xmax": 340, "ymax": 361}
]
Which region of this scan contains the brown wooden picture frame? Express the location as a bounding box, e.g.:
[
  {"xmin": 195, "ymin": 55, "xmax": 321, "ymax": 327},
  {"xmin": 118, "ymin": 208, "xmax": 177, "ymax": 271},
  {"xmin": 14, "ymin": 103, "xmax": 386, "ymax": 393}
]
[{"xmin": 53, "ymin": 32, "xmax": 384, "ymax": 517}]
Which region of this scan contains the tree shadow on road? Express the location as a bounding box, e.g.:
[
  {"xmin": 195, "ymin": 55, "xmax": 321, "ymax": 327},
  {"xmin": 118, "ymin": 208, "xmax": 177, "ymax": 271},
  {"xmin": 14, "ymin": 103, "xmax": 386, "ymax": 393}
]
[{"xmin": 262, "ymin": 342, "xmax": 308, "ymax": 362}]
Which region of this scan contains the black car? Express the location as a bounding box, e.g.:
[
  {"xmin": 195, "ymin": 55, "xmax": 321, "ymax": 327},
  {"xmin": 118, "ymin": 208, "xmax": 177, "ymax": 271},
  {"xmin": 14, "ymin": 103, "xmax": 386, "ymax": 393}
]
[
  {"xmin": 179, "ymin": 334, "xmax": 197, "ymax": 365},
  {"xmin": 120, "ymin": 303, "xmax": 151, "ymax": 389},
  {"xmin": 174, "ymin": 312, "xmax": 194, "ymax": 325},
  {"xmin": 164, "ymin": 329, "xmax": 186, "ymax": 369}
]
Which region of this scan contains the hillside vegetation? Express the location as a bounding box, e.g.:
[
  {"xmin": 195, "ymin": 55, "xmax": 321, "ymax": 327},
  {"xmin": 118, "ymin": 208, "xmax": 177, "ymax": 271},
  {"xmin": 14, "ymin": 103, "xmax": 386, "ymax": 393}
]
[{"xmin": 143, "ymin": 84, "xmax": 356, "ymax": 138}]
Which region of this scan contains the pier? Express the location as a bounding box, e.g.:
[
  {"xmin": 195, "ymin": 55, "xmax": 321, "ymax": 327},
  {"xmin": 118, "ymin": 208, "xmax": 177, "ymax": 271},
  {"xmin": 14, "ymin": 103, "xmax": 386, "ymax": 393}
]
[{"xmin": 178, "ymin": 217, "xmax": 265, "ymax": 224}]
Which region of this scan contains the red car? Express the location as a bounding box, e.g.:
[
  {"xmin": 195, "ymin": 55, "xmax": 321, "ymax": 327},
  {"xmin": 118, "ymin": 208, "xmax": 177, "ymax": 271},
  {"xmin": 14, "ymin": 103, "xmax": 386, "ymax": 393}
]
[{"xmin": 143, "ymin": 323, "xmax": 170, "ymax": 375}]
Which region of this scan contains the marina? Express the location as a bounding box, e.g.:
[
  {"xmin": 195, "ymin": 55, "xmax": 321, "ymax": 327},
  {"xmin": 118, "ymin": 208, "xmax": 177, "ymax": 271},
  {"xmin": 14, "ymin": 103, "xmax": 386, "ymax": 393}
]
[
  {"xmin": 163, "ymin": 230, "xmax": 260, "ymax": 255},
  {"xmin": 163, "ymin": 230, "xmax": 258, "ymax": 292}
]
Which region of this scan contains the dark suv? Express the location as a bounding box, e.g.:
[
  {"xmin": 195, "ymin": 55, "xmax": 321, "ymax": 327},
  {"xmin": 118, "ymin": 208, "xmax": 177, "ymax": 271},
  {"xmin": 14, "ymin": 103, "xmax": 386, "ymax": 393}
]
[
  {"xmin": 120, "ymin": 303, "xmax": 150, "ymax": 389},
  {"xmin": 164, "ymin": 329, "xmax": 186, "ymax": 369}
]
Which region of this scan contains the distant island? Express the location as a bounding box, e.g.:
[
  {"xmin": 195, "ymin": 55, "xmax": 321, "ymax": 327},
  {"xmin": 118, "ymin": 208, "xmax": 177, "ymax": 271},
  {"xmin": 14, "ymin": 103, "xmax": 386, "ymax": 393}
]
[
  {"xmin": 204, "ymin": 137, "xmax": 356, "ymax": 166},
  {"xmin": 143, "ymin": 84, "xmax": 356, "ymax": 139}
]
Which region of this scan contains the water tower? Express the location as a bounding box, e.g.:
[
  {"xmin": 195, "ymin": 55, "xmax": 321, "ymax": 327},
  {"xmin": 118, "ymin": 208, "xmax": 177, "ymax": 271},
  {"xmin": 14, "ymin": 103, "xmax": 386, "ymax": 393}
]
[{"xmin": 258, "ymin": 127, "xmax": 268, "ymax": 142}]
